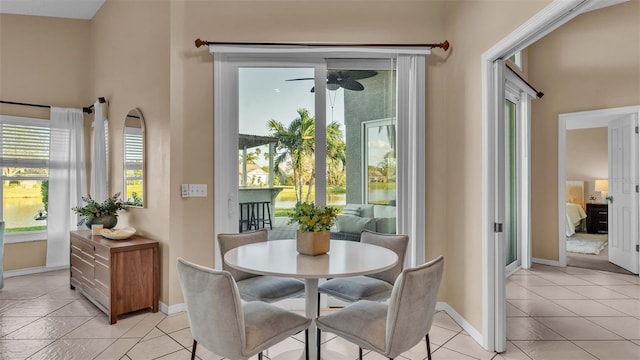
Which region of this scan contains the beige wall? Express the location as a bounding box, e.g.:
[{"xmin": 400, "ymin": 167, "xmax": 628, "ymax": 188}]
[
  {"xmin": 566, "ymin": 127, "xmax": 608, "ymax": 180},
  {"xmin": 3, "ymin": 241, "xmax": 47, "ymax": 271},
  {"xmin": 439, "ymin": 0, "xmax": 550, "ymax": 330},
  {"xmin": 0, "ymin": 14, "xmax": 91, "ymax": 270},
  {"xmin": 90, "ymin": 0, "xmax": 174, "ymax": 304},
  {"xmin": 529, "ymin": 1, "xmax": 640, "ymax": 261}
]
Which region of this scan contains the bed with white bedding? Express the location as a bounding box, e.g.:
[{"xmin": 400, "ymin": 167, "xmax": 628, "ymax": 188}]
[
  {"xmin": 566, "ymin": 202, "xmax": 587, "ymax": 237},
  {"xmin": 565, "ymin": 180, "xmax": 587, "ymax": 237}
]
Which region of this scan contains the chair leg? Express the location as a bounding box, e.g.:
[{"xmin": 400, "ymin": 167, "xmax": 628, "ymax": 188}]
[
  {"xmin": 426, "ymin": 333, "xmax": 432, "ymax": 360},
  {"xmin": 191, "ymin": 340, "xmax": 197, "ymax": 360},
  {"xmin": 317, "ymin": 328, "xmax": 321, "ymax": 360},
  {"xmin": 359, "ymin": 347, "xmax": 363, "ymax": 360},
  {"xmin": 258, "ymin": 352, "xmax": 263, "ymax": 360},
  {"xmin": 305, "ymin": 329, "xmax": 309, "ymax": 360}
]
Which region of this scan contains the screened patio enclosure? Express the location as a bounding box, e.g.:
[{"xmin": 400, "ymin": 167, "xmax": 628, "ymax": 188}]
[{"xmin": 238, "ymin": 133, "xmax": 283, "ymax": 233}]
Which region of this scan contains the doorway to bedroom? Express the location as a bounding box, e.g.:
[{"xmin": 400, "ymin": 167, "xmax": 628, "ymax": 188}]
[{"xmin": 559, "ymin": 106, "xmax": 639, "ymax": 275}]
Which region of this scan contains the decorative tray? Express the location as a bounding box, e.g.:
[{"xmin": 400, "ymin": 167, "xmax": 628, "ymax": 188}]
[{"xmin": 100, "ymin": 227, "xmax": 136, "ymax": 240}]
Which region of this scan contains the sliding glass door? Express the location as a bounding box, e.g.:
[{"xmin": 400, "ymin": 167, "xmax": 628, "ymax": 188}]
[
  {"xmin": 212, "ymin": 48, "xmax": 427, "ymax": 273},
  {"xmin": 505, "ymin": 97, "xmax": 520, "ymax": 274},
  {"xmin": 235, "ymin": 60, "xmax": 398, "ymax": 240},
  {"xmin": 237, "ymin": 66, "xmax": 317, "ymax": 237}
]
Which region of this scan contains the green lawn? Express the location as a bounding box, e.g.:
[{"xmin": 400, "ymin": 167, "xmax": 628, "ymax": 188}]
[{"xmin": 6, "ymin": 225, "xmax": 47, "ymax": 233}]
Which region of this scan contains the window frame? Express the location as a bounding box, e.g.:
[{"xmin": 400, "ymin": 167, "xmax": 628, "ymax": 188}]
[
  {"xmin": 0, "ymin": 115, "xmax": 50, "ymax": 243},
  {"xmin": 362, "ymin": 118, "xmax": 397, "ymax": 205}
]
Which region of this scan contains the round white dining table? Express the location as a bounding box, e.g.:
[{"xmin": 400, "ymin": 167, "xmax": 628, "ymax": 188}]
[{"xmin": 224, "ymin": 239, "xmax": 398, "ymax": 360}]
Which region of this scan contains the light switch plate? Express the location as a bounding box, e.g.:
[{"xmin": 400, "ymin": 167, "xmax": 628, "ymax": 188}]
[
  {"xmin": 189, "ymin": 184, "xmax": 207, "ymax": 197},
  {"xmin": 181, "ymin": 184, "xmax": 189, "ymax": 198}
]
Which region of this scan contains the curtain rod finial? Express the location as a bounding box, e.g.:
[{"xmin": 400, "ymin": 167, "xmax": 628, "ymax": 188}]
[
  {"xmin": 98, "ymin": 97, "xmax": 106, "ymax": 103},
  {"xmin": 195, "ymin": 38, "xmax": 208, "ymax": 48},
  {"xmin": 441, "ymin": 40, "xmax": 450, "ymax": 51}
]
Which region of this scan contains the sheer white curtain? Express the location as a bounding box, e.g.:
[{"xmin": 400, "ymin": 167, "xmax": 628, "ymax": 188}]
[
  {"xmin": 396, "ymin": 54, "xmax": 426, "ymax": 267},
  {"xmin": 47, "ymin": 107, "xmax": 87, "ymax": 268},
  {"xmin": 91, "ymin": 100, "xmax": 108, "ymax": 202}
]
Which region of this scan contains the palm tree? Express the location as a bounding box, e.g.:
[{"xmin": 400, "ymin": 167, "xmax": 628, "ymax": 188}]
[
  {"xmin": 268, "ymin": 108, "xmax": 346, "ymax": 203},
  {"xmin": 239, "ymin": 151, "xmax": 259, "ymax": 165},
  {"xmin": 326, "ymin": 122, "xmax": 346, "ymax": 187}
]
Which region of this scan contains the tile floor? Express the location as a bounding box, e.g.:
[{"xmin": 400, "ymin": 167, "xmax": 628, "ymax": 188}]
[{"xmin": 0, "ymin": 264, "xmax": 639, "ymax": 359}]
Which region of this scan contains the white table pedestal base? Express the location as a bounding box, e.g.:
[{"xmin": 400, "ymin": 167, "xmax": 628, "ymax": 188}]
[{"xmin": 305, "ymin": 278, "xmax": 318, "ymax": 360}]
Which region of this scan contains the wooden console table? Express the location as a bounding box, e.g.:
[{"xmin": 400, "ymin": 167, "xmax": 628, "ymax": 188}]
[{"xmin": 70, "ymin": 230, "xmax": 159, "ymax": 324}]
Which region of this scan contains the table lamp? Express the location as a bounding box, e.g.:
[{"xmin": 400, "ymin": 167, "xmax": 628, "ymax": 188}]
[{"xmin": 594, "ymin": 179, "xmax": 608, "ymax": 203}]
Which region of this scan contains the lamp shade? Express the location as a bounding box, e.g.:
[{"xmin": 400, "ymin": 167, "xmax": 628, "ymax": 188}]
[{"xmin": 594, "ymin": 179, "xmax": 608, "ymax": 192}]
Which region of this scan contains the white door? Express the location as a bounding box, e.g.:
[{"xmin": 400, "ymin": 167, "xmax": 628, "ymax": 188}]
[{"xmin": 607, "ymin": 114, "xmax": 639, "ymax": 274}]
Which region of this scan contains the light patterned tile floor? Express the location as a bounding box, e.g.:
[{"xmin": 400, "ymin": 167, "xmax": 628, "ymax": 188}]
[{"xmin": 1, "ymin": 264, "xmax": 639, "ymax": 359}]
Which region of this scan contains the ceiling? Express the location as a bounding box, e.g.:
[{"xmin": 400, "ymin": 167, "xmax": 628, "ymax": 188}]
[{"xmin": 0, "ymin": 0, "xmax": 105, "ymax": 20}]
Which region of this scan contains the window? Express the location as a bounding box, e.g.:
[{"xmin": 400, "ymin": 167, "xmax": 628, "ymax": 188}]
[
  {"xmin": 507, "ymin": 51, "xmax": 522, "ymax": 70},
  {"xmin": 0, "ymin": 116, "xmax": 50, "ymax": 239}
]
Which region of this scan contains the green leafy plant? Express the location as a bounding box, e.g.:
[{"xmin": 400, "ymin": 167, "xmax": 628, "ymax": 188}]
[
  {"xmin": 288, "ymin": 201, "xmax": 338, "ymax": 232},
  {"xmin": 72, "ymin": 193, "xmax": 126, "ymax": 225}
]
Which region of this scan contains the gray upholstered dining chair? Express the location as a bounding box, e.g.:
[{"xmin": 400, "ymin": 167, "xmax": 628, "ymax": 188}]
[
  {"xmin": 177, "ymin": 258, "xmax": 311, "ymax": 360},
  {"xmin": 318, "ymin": 230, "xmax": 409, "ymax": 303},
  {"xmin": 316, "ymin": 255, "xmax": 444, "ymax": 360},
  {"xmin": 217, "ymin": 229, "xmax": 305, "ymax": 302}
]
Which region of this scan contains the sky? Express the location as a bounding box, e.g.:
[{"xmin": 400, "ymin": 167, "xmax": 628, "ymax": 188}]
[
  {"xmin": 238, "ymin": 67, "xmax": 345, "ymax": 137},
  {"xmin": 237, "ymin": 67, "xmax": 392, "ymax": 168}
]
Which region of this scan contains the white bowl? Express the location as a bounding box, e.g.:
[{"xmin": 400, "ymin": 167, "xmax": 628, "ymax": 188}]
[{"xmin": 101, "ymin": 227, "xmax": 136, "ymax": 240}]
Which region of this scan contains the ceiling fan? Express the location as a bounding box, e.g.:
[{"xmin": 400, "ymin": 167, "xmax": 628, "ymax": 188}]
[{"xmin": 286, "ymin": 70, "xmax": 378, "ymax": 92}]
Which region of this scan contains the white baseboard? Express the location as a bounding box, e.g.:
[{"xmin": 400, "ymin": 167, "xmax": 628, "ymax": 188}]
[
  {"xmin": 532, "ymin": 257, "xmax": 563, "ymax": 267},
  {"xmin": 159, "ymin": 301, "xmax": 185, "ymax": 315},
  {"xmin": 3, "ymin": 265, "xmax": 68, "ymax": 278},
  {"xmin": 436, "ymin": 302, "xmax": 484, "ymax": 347}
]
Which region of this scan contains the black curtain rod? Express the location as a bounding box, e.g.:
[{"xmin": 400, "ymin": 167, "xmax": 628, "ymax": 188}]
[
  {"xmin": 195, "ymin": 38, "xmax": 450, "ymax": 51},
  {"xmin": 0, "ymin": 97, "xmax": 106, "ymax": 114},
  {"xmin": 505, "ymin": 64, "xmax": 544, "ymax": 99}
]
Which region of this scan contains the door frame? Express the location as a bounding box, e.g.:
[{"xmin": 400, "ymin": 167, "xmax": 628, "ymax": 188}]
[
  {"xmin": 558, "ymin": 105, "xmax": 640, "ymax": 269},
  {"xmin": 480, "ymin": 0, "xmax": 628, "ymax": 352}
]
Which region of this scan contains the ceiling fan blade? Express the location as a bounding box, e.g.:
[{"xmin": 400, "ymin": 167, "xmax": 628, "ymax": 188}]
[
  {"xmin": 286, "ymin": 77, "xmax": 314, "ymax": 81},
  {"xmin": 310, "ymin": 86, "xmax": 315, "ymax": 93},
  {"xmin": 340, "ymin": 78, "xmax": 365, "ymax": 91},
  {"xmin": 338, "ymin": 70, "xmax": 378, "ymax": 80}
]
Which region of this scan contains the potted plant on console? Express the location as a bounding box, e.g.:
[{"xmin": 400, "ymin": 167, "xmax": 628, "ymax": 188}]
[
  {"xmin": 72, "ymin": 193, "xmax": 126, "ymax": 230},
  {"xmin": 288, "ymin": 202, "xmax": 338, "ymax": 256}
]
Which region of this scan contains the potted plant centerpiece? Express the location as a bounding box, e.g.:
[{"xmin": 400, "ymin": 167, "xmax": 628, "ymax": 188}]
[
  {"xmin": 288, "ymin": 202, "xmax": 338, "ymax": 255},
  {"xmin": 72, "ymin": 193, "xmax": 126, "ymax": 230}
]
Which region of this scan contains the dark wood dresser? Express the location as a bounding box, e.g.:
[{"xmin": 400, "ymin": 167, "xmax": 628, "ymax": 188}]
[
  {"xmin": 70, "ymin": 230, "xmax": 159, "ymax": 324},
  {"xmin": 586, "ymin": 203, "xmax": 608, "ymax": 234}
]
